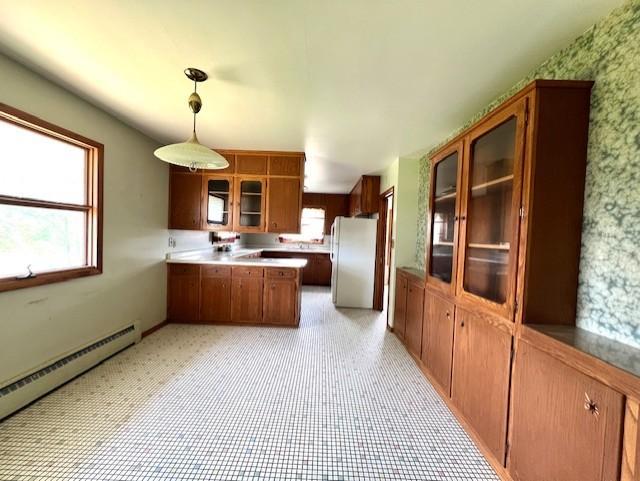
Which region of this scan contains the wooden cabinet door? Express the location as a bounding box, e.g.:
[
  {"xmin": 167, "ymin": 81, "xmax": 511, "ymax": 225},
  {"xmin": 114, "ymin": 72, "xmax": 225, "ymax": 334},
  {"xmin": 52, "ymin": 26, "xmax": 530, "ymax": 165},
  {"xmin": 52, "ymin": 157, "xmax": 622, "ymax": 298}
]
[
  {"xmin": 456, "ymin": 98, "xmax": 527, "ymax": 320},
  {"xmin": 508, "ymin": 342, "xmax": 624, "ymax": 481},
  {"xmin": 167, "ymin": 266, "xmax": 200, "ymax": 322},
  {"xmin": 268, "ymin": 155, "xmax": 303, "ymax": 177},
  {"xmin": 426, "ymin": 141, "xmax": 463, "ymax": 297},
  {"xmin": 202, "ymin": 175, "xmax": 233, "ymax": 231},
  {"xmin": 405, "ymin": 282, "xmax": 425, "ymax": 357},
  {"xmin": 314, "ymin": 254, "xmax": 332, "ymax": 286},
  {"xmin": 301, "ymin": 254, "xmax": 316, "ymax": 285},
  {"xmin": 349, "ymin": 179, "xmax": 362, "ymax": 216},
  {"xmin": 267, "ymin": 177, "xmax": 301, "ymax": 233},
  {"xmin": 200, "ymin": 277, "xmax": 231, "ymax": 323},
  {"xmin": 230, "ymin": 277, "xmax": 263, "ymax": 323},
  {"xmin": 169, "ymin": 172, "xmax": 202, "ymax": 230},
  {"xmin": 421, "ymin": 291, "xmax": 455, "ymax": 394},
  {"xmin": 451, "ymin": 308, "xmax": 512, "ymax": 462},
  {"xmin": 393, "ymin": 273, "xmax": 408, "ymax": 340},
  {"xmin": 236, "ymin": 154, "xmax": 268, "ymax": 175},
  {"xmin": 263, "ymin": 279, "xmax": 297, "ymax": 325},
  {"xmin": 234, "ymin": 177, "xmax": 266, "ymax": 232}
]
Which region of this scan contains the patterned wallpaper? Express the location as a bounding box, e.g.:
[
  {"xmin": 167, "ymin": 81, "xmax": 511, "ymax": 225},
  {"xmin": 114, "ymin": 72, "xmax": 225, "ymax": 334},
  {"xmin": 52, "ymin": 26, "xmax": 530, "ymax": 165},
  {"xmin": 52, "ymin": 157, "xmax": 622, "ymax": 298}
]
[{"xmin": 414, "ymin": 1, "xmax": 640, "ymax": 347}]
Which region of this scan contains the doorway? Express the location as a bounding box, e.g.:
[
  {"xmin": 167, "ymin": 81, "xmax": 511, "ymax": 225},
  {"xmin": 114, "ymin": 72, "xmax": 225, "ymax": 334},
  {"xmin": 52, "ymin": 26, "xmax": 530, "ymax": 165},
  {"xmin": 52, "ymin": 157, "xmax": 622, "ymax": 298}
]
[{"xmin": 373, "ymin": 187, "xmax": 394, "ymax": 322}]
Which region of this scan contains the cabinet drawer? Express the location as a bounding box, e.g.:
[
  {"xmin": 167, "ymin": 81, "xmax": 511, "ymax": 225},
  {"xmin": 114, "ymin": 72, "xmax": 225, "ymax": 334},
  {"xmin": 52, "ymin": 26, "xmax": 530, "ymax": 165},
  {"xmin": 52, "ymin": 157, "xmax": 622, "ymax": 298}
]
[
  {"xmin": 169, "ymin": 264, "xmax": 200, "ymax": 276},
  {"xmin": 201, "ymin": 265, "xmax": 231, "ymax": 278},
  {"xmin": 266, "ymin": 268, "xmax": 297, "ymax": 279},
  {"xmin": 232, "ymin": 266, "xmax": 264, "ymax": 278}
]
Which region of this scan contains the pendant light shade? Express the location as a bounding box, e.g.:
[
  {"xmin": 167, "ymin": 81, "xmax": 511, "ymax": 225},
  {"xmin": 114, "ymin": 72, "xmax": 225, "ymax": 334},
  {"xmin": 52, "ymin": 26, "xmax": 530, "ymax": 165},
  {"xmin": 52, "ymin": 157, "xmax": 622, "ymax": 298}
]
[
  {"xmin": 154, "ymin": 68, "xmax": 229, "ymax": 171},
  {"xmin": 154, "ymin": 132, "xmax": 228, "ymax": 170}
]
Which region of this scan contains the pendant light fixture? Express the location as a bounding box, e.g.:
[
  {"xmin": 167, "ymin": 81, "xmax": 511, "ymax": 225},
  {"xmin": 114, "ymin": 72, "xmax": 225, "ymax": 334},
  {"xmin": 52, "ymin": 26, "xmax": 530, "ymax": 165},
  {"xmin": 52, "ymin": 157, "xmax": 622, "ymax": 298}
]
[{"xmin": 154, "ymin": 68, "xmax": 229, "ymax": 171}]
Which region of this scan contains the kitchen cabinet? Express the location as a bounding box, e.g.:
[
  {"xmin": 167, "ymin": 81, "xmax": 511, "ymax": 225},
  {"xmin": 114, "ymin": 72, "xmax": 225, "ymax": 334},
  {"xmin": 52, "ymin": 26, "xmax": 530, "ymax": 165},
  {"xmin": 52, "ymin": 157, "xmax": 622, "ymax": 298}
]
[
  {"xmin": 202, "ymin": 175, "xmax": 234, "ymax": 231},
  {"xmin": 421, "ymin": 291, "xmax": 455, "ymax": 395},
  {"xmin": 261, "ymin": 251, "xmax": 331, "ymax": 286},
  {"xmin": 200, "ymin": 266, "xmax": 231, "ymax": 323},
  {"xmin": 405, "ymin": 280, "xmax": 425, "ymax": 358},
  {"xmin": 169, "ymin": 172, "xmax": 202, "ymax": 230},
  {"xmin": 349, "ymin": 175, "xmax": 381, "ymax": 217},
  {"xmin": 231, "ymin": 276, "xmax": 264, "ymax": 323},
  {"xmin": 393, "ymin": 270, "xmax": 408, "ymax": 341},
  {"xmin": 234, "ymin": 177, "xmax": 266, "ymax": 232},
  {"xmin": 451, "ymin": 308, "xmax": 512, "ymax": 462},
  {"xmin": 167, "ymin": 264, "xmax": 200, "ymax": 322},
  {"xmin": 263, "ymin": 279, "xmax": 298, "ymax": 325},
  {"xmin": 508, "ymin": 341, "xmax": 624, "ymax": 481},
  {"xmin": 268, "ymin": 155, "xmax": 303, "ymax": 177},
  {"xmin": 267, "ymin": 177, "xmax": 301, "ymax": 233},
  {"xmin": 314, "ymin": 254, "xmax": 332, "ymax": 286},
  {"xmin": 168, "ymin": 150, "xmax": 305, "ymax": 232},
  {"xmin": 236, "ymin": 153, "xmax": 268, "ymax": 175}
]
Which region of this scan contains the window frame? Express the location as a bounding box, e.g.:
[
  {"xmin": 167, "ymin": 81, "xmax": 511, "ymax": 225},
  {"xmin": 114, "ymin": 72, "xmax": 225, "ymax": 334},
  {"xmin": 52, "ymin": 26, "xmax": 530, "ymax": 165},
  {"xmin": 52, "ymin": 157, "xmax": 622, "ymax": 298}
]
[{"xmin": 0, "ymin": 103, "xmax": 104, "ymax": 293}]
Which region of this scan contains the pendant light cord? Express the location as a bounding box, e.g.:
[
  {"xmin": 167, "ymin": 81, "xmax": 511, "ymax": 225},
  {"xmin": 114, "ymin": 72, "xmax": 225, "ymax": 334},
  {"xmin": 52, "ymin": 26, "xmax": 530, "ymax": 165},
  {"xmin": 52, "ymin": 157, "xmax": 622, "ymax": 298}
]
[{"xmin": 192, "ymin": 79, "xmax": 197, "ymax": 133}]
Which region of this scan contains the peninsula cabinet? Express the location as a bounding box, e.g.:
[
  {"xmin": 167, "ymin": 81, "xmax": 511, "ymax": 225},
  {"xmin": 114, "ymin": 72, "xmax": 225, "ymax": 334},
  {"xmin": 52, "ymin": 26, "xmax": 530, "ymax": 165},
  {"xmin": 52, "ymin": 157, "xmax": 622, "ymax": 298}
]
[
  {"xmin": 168, "ymin": 150, "xmax": 305, "ymax": 233},
  {"xmin": 167, "ymin": 263, "xmax": 302, "ymax": 326},
  {"xmin": 167, "ymin": 264, "xmax": 200, "ymax": 322},
  {"xmin": 508, "ymin": 341, "xmax": 624, "ymax": 481}
]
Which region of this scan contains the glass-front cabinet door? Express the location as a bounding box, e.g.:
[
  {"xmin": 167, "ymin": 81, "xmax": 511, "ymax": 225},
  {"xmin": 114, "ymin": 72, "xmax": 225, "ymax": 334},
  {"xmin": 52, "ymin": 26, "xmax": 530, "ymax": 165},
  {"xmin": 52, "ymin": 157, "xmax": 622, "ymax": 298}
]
[
  {"xmin": 457, "ymin": 99, "xmax": 527, "ymax": 318},
  {"xmin": 426, "ymin": 141, "xmax": 463, "ymax": 296},
  {"xmin": 202, "ymin": 175, "xmax": 233, "ymax": 230},
  {"xmin": 234, "ymin": 178, "xmax": 266, "ymax": 232}
]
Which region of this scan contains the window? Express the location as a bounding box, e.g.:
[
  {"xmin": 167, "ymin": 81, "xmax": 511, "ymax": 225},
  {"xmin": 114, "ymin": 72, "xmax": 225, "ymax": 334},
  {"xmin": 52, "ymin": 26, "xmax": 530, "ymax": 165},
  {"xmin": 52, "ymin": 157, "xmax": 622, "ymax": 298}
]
[
  {"xmin": 0, "ymin": 103, "xmax": 103, "ymax": 292},
  {"xmin": 279, "ymin": 207, "xmax": 325, "ymax": 243}
]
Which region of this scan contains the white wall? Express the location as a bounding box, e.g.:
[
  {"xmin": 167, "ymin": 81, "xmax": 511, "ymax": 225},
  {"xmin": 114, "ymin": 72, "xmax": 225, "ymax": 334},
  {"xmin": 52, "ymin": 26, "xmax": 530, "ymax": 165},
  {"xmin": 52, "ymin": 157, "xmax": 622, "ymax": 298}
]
[{"xmin": 0, "ymin": 53, "xmax": 168, "ymax": 384}]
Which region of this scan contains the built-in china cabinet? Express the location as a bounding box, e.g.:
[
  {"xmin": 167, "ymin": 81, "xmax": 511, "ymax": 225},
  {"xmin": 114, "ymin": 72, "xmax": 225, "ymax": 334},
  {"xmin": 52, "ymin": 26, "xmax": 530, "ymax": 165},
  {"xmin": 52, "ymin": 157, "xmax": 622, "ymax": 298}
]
[{"xmin": 394, "ymin": 80, "xmax": 640, "ymax": 481}]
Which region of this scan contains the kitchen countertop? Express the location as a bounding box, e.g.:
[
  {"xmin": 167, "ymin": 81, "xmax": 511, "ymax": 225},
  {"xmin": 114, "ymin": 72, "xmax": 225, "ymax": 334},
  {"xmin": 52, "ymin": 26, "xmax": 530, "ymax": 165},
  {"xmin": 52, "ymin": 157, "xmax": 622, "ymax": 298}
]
[
  {"xmin": 166, "ymin": 248, "xmax": 309, "ymax": 268},
  {"xmin": 249, "ymin": 245, "xmax": 331, "ymax": 254}
]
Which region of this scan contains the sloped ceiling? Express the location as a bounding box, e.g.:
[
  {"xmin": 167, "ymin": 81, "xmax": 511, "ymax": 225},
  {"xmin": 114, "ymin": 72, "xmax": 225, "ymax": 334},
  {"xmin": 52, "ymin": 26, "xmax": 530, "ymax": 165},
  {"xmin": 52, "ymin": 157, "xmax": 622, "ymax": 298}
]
[{"xmin": 0, "ymin": 0, "xmax": 621, "ymax": 192}]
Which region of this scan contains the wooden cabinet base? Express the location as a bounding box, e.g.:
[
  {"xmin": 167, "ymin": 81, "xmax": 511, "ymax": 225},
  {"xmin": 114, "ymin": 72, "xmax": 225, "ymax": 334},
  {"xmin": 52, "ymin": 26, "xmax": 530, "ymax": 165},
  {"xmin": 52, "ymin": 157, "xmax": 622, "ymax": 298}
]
[{"xmin": 167, "ymin": 264, "xmax": 301, "ymax": 327}]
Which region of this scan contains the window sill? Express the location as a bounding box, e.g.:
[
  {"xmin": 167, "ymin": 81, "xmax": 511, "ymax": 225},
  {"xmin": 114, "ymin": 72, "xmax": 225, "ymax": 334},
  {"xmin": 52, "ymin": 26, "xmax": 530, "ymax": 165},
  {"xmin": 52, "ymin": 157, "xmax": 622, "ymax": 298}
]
[{"xmin": 0, "ymin": 266, "xmax": 102, "ymax": 293}]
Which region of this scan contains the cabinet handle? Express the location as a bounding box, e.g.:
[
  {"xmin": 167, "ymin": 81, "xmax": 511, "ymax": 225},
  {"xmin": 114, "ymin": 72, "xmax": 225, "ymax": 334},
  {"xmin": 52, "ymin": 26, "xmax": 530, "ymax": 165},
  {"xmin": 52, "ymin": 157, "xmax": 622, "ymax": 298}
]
[
  {"xmin": 584, "ymin": 393, "xmax": 599, "ymax": 418},
  {"xmin": 460, "ymin": 215, "xmax": 466, "ymax": 221},
  {"xmin": 460, "ymin": 319, "xmax": 465, "ymax": 327},
  {"xmin": 446, "ymin": 311, "xmax": 450, "ymax": 319},
  {"xmin": 279, "ymin": 272, "xmax": 284, "ymax": 276}
]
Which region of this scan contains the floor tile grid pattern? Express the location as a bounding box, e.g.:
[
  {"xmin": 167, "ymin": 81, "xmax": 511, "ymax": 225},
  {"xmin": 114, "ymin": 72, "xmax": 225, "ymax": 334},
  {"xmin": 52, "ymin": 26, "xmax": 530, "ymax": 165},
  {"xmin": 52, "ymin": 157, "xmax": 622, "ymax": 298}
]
[{"xmin": 0, "ymin": 287, "xmax": 497, "ymax": 480}]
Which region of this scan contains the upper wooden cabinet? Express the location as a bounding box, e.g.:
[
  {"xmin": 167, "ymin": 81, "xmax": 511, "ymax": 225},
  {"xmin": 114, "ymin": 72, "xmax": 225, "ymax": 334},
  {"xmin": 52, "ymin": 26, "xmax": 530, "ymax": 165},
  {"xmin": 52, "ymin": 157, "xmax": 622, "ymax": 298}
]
[
  {"xmin": 349, "ymin": 175, "xmax": 380, "ymax": 217},
  {"xmin": 425, "ymin": 80, "xmax": 593, "ymax": 325},
  {"xmin": 168, "ymin": 150, "xmax": 305, "ymax": 233},
  {"xmin": 268, "ymin": 155, "xmax": 303, "ymax": 177},
  {"xmin": 236, "ymin": 153, "xmax": 268, "ymax": 175},
  {"xmin": 267, "ymin": 177, "xmax": 301, "ymax": 233},
  {"xmin": 169, "ymin": 172, "xmax": 202, "ymax": 230}
]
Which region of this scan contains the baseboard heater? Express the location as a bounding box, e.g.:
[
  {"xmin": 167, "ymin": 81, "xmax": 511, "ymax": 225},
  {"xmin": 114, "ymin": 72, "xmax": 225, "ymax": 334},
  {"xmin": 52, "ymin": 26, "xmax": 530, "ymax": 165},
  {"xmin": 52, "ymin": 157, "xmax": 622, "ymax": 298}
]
[{"xmin": 0, "ymin": 322, "xmax": 141, "ymax": 420}]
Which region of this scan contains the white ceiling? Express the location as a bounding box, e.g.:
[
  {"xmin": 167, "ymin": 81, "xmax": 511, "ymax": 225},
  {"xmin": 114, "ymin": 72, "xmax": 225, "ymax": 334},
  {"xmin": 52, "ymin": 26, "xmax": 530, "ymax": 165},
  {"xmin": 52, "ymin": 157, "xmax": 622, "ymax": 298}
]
[{"xmin": 0, "ymin": 0, "xmax": 621, "ymax": 193}]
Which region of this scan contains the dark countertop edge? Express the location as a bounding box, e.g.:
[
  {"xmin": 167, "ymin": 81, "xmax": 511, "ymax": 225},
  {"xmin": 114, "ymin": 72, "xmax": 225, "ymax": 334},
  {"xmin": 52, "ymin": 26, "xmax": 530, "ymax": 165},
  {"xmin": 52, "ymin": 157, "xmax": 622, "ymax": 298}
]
[
  {"xmin": 397, "ymin": 266, "xmax": 426, "ymax": 282},
  {"xmin": 526, "ymin": 324, "xmax": 640, "ymax": 392}
]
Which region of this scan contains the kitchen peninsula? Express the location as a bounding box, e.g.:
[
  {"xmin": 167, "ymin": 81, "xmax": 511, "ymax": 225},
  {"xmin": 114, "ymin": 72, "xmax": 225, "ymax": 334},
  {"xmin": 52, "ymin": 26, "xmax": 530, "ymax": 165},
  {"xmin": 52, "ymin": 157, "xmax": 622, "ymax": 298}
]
[{"xmin": 166, "ymin": 248, "xmax": 307, "ymax": 326}]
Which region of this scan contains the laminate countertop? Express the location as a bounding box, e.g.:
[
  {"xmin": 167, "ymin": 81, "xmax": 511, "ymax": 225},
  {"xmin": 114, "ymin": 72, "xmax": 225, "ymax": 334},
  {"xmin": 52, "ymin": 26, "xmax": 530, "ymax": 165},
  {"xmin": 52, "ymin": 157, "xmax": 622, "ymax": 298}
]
[{"xmin": 166, "ymin": 248, "xmax": 308, "ymax": 268}]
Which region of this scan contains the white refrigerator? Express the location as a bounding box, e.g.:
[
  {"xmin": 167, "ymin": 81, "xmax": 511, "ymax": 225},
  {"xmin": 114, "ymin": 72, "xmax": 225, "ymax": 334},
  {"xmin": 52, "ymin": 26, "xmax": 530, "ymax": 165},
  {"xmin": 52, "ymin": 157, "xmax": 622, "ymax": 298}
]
[{"xmin": 330, "ymin": 216, "xmax": 378, "ymax": 308}]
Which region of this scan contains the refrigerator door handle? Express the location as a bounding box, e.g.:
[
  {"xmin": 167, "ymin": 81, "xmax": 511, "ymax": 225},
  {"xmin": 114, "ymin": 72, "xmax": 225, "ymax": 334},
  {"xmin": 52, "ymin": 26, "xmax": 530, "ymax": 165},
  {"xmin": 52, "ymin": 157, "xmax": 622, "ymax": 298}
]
[{"xmin": 330, "ymin": 221, "xmax": 336, "ymax": 262}]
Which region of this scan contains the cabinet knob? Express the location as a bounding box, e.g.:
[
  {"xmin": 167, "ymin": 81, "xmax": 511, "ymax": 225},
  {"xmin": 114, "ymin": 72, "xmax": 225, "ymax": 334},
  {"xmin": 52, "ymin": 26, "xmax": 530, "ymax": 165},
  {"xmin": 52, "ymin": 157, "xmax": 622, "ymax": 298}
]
[
  {"xmin": 279, "ymin": 272, "xmax": 284, "ymax": 276},
  {"xmin": 460, "ymin": 319, "xmax": 465, "ymax": 327},
  {"xmin": 460, "ymin": 215, "xmax": 466, "ymax": 221},
  {"xmin": 584, "ymin": 393, "xmax": 599, "ymax": 418},
  {"xmin": 446, "ymin": 311, "xmax": 450, "ymax": 318}
]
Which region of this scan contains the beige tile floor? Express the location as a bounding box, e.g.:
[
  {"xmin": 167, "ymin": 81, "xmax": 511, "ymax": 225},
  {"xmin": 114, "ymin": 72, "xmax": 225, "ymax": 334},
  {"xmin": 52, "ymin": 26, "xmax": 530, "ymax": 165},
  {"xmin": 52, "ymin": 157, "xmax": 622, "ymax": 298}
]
[{"xmin": 0, "ymin": 287, "xmax": 497, "ymax": 480}]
